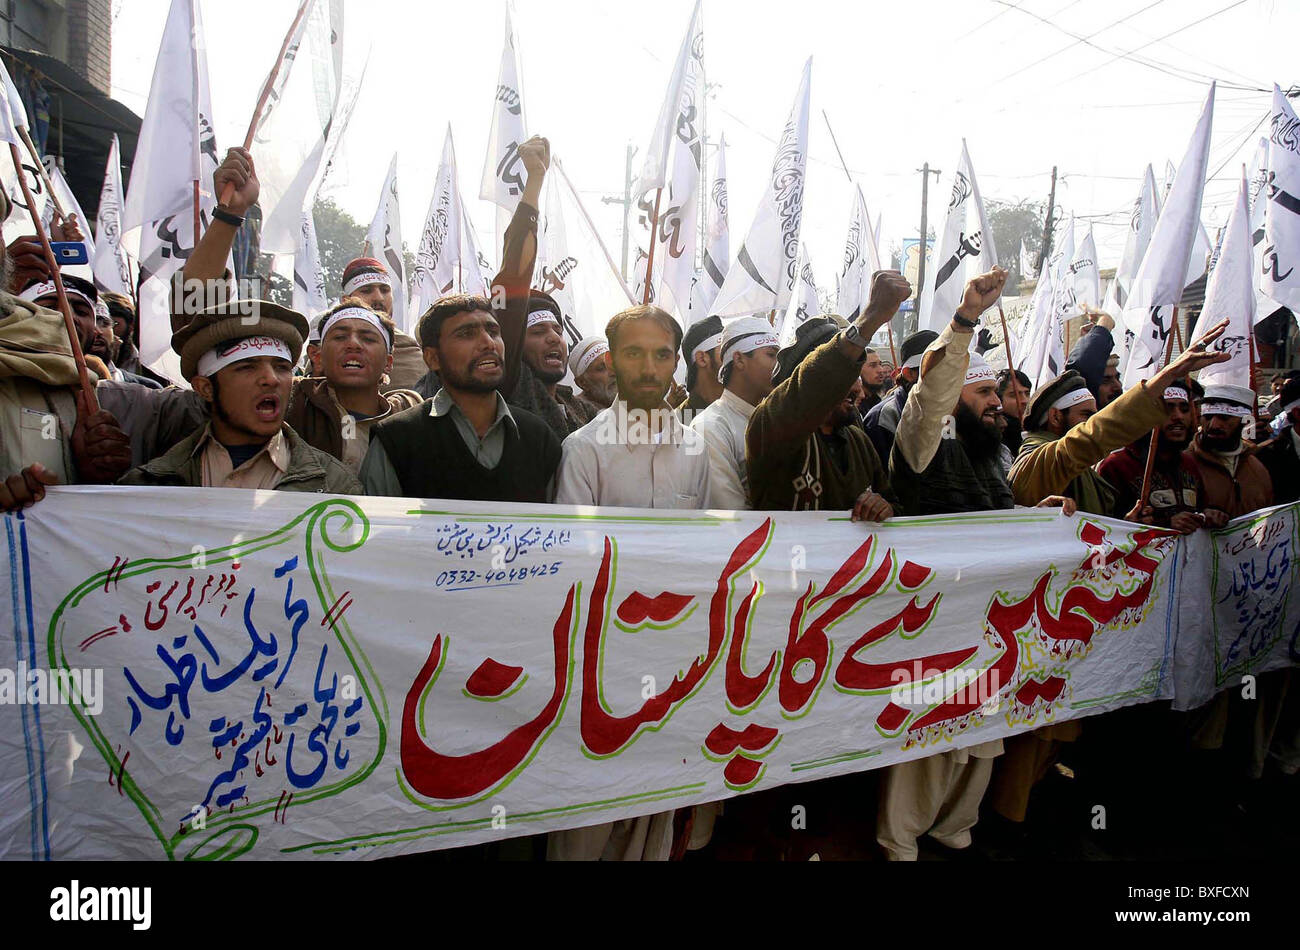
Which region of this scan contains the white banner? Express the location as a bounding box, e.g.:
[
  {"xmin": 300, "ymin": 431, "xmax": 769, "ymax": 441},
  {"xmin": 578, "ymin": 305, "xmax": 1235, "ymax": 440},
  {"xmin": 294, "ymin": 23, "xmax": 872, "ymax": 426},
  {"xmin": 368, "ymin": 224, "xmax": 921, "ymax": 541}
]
[
  {"xmin": 776, "ymin": 242, "xmax": 818, "ymax": 348},
  {"xmin": 411, "ymin": 128, "xmax": 488, "ymax": 317},
  {"xmin": 293, "ymin": 209, "xmax": 327, "ymax": 318},
  {"xmin": 631, "ymin": 0, "xmax": 703, "ymax": 198},
  {"xmin": 919, "ymin": 140, "xmax": 997, "ymax": 333},
  {"xmin": 364, "ymin": 154, "xmax": 409, "ymax": 333},
  {"xmin": 711, "ymin": 58, "xmax": 811, "ymax": 320},
  {"xmin": 1, "ymin": 490, "xmax": 1294, "ymax": 860},
  {"xmin": 1070, "ymin": 226, "xmax": 1101, "ymax": 313}
]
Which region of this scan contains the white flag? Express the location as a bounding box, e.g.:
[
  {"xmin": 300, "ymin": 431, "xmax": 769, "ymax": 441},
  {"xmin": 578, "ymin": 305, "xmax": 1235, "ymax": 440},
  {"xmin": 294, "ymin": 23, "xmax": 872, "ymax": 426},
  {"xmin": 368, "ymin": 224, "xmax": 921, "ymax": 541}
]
[
  {"xmin": 691, "ymin": 133, "xmax": 730, "ymax": 321},
  {"xmin": 630, "ymin": 1, "xmax": 704, "ymax": 318},
  {"xmin": 0, "ymin": 56, "xmax": 28, "ymax": 141},
  {"xmin": 125, "ymin": 0, "xmax": 220, "ymax": 382},
  {"xmin": 1262, "ymin": 83, "xmax": 1300, "ymax": 313},
  {"xmin": 1018, "ymin": 239, "xmax": 1034, "ymax": 281},
  {"xmin": 776, "ymin": 243, "xmax": 819, "ymax": 348},
  {"xmin": 1123, "ymin": 83, "xmax": 1215, "ymax": 387},
  {"xmin": 480, "ymin": 3, "xmax": 529, "ymax": 212},
  {"xmin": 1070, "ymin": 226, "xmax": 1101, "ymax": 312},
  {"xmin": 93, "ymin": 135, "xmax": 135, "ymax": 296},
  {"xmin": 919, "ymin": 140, "xmax": 997, "ymax": 333},
  {"xmin": 292, "ymin": 210, "xmax": 327, "ymax": 318},
  {"xmin": 1192, "ymin": 169, "xmax": 1255, "ymax": 392},
  {"xmin": 632, "ymin": 0, "xmax": 703, "ymax": 197},
  {"xmin": 711, "ymin": 58, "xmax": 811, "ymax": 320},
  {"xmin": 412, "ymin": 128, "xmax": 488, "ymax": 317},
  {"xmin": 254, "ymin": 0, "xmax": 344, "ymax": 255},
  {"xmin": 836, "ymin": 185, "xmax": 883, "ymax": 323},
  {"xmin": 1244, "ymin": 135, "xmax": 1279, "ymax": 323},
  {"xmin": 534, "ymin": 156, "xmax": 637, "ymax": 349},
  {"xmin": 1019, "ymin": 260, "xmax": 1059, "ymax": 389},
  {"xmin": 365, "ymin": 154, "xmax": 409, "ymax": 334},
  {"xmin": 1113, "ymin": 165, "xmax": 1160, "ymax": 310}
]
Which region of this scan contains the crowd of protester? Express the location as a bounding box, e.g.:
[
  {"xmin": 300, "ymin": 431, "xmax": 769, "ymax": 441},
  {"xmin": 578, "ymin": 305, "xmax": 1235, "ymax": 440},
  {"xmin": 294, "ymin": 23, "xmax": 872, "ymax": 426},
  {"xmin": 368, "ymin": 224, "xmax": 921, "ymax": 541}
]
[{"xmin": 1, "ymin": 136, "xmax": 1296, "ymax": 861}]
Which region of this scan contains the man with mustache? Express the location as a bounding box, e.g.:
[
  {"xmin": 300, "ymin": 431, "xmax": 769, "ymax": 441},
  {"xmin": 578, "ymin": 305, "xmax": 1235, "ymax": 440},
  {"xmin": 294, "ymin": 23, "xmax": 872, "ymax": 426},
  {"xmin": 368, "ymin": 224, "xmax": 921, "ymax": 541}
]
[
  {"xmin": 509, "ymin": 290, "xmax": 599, "ymax": 439},
  {"xmin": 548, "ymin": 303, "xmax": 712, "ymax": 860},
  {"xmin": 333, "ymin": 256, "xmax": 427, "ymax": 392},
  {"xmin": 567, "ymin": 336, "xmax": 615, "ymax": 411},
  {"xmin": 878, "ymin": 267, "xmax": 1073, "ymax": 862},
  {"xmin": 1190, "ymin": 383, "xmax": 1273, "ymax": 520},
  {"xmin": 1097, "ymin": 380, "xmax": 1205, "ymax": 533},
  {"xmin": 360, "ymin": 294, "xmax": 561, "ymax": 502}
]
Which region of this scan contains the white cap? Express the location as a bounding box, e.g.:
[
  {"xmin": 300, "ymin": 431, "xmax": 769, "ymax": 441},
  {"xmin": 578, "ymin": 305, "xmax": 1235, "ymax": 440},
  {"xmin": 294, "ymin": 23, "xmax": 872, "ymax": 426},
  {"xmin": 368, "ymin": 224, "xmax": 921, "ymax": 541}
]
[
  {"xmin": 963, "ymin": 353, "xmax": 996, "ymax": 386},
  {"xmin": 1198, "ymin": 383, "xmax": 1255, "ymax": 408},
  {"xmin": 568, "ymin": 337, "xmax": 609, "ymax": 378},
  {"xmin": 718, "ymin": 316, "xmax": 780, "ymax": 382}
]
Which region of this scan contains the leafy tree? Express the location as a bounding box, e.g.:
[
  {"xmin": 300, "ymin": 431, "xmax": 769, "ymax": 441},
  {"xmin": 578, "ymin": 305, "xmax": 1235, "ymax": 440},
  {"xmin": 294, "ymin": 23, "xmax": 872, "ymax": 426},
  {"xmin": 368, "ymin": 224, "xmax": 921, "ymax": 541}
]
[{"xmin": 986, "ymin": 199, "xmax": 1046, "ymax": 286}]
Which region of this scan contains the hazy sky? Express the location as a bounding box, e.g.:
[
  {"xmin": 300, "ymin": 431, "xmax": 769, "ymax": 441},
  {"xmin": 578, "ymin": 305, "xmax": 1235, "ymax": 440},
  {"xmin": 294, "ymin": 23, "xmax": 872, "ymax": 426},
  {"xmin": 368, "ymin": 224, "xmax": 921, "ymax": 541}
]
[{"xmin": 110, "ymin": 0, "xmax": 1297, "ymax": 292}]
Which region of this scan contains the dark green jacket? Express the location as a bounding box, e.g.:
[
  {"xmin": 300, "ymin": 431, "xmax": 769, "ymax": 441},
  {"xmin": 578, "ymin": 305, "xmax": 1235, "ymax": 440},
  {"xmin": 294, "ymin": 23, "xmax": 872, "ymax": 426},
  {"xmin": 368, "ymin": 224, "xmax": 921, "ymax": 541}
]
[{"xmin": 119, "ymin": 425, "xmax": 363, "ymax": 494}]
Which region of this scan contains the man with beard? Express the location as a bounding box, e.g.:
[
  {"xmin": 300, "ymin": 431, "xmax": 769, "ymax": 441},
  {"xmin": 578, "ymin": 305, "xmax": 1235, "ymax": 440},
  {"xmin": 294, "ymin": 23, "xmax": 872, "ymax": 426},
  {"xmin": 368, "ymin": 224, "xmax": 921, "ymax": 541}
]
[
  {"xmin": 506, "ymin": 291, "xmax": 598, "ymax": 439},
  {"xmin": 0, "ymin": 196, "xmax": 133, "ymax": 508},
  {"xmin": 991, "ymin": 325, "xmax": 1231, "ymax": 833},
  {"xmin": 677, "ymin": 315, "xmax": 725, "ymax": 420},
  {"xmin": 548, "ymin": 304, "xmax": 710, "ymax": 861},
  {"xmin": 748, "ymin": 272, "xmax": 913, "ymax": 516},
  {"xmin": 121, "ymin": 304, "xmax": 359, "ymax": 494},
  {"xmin": 1259, "ymin": 375, "xmax": 1300, "ymax": 505},
  {"xmin": 1064, "ymin": 308, "xmax": 1121, "ymax": 408},
  {"xmin": 863, "ymin": 329, "xmax": 937, "ymax": 464},
  {"xmin": 996, "ymin": 368, "xmax": 1030, "ymax": 454},
  {"xmin": 858, "ymin": 346, "xmax": 889, "ymax": 415},
  {"xmin": 1190, "ymin": 383, "xmax": 1274, "ymax": 519},
  {"xmin": 567, "ymin": 336, "xmax": 615, "ymax": 412},
  {"xmin": 691, "ymin": 315, "xmax": 780, "ymax": 510},
  {"xmin": 878, "ymin": 267, "xmax": 1071, "ymax": 861},
  {"xmin": 284, "ymin": 300, "xmax": 423, "ymax": 476},
  {"xmin": 360, "ymin": 294, "xmax": 561, "ymax": 501},
  {"xmin": 1097, "ymin": 380, "xmax": 1204, "ymax": 532},
  {"xmin": 18, "ymin": 276, "xmax": 158, "ymax": 389}
]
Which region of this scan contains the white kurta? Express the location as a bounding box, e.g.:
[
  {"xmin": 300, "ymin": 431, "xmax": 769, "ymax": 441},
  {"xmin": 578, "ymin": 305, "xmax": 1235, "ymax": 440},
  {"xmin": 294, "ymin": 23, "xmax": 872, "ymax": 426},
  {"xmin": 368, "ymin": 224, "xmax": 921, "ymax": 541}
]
[
  {"xmin": 690, "ymin": 388, "xmax": 756, "ymax": 511},
  {"xmin": 549, "ymin": 399, "xmax": 713, "ymax": 860}
]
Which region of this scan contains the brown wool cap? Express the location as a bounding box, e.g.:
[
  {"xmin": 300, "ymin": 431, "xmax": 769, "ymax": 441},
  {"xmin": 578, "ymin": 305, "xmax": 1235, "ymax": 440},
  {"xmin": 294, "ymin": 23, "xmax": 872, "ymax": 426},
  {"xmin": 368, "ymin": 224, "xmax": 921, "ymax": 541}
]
[{"xmin": 172, "ymin": 301, "xmax": 309, "ymax": 382}]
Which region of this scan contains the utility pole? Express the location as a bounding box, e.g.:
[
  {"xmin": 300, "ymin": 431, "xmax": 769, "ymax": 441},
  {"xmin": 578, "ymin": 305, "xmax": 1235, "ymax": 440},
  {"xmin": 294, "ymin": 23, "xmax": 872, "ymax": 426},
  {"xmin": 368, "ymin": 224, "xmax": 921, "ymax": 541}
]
[
  {"xmin": 912, "ymin": 163, "xmax": 940, "ymax": 337},
  {"xmin": 601, "ymin": 142, "xmax": 637, "ymax": 282},
  {"xmin": 1037, "ymin": 165, "xmax": 1058, "ymax": 272}
]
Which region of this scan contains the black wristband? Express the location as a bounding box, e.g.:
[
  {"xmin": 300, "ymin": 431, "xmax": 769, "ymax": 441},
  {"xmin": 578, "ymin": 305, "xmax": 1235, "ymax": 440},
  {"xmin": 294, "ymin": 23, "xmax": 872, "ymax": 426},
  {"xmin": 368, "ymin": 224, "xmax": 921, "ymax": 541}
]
[
  {"xmin": 952, "ymin": 312, "xmax": 978, "ymax": 329},
  {"xmin": 212, "ymin": 207, "xmax": 244, "ymax": 228}
]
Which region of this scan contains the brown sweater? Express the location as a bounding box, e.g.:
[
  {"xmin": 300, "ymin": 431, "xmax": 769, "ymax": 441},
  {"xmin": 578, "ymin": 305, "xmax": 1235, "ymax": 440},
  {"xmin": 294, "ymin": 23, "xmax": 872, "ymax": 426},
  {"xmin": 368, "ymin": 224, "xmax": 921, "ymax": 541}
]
[
  {"xmin": 1190, "ymin": 437, "xmax": 1274, "ymax": 518},
  {"xmin": 746, "ymin": 339, "xmax": 898, "ymax": 512}
]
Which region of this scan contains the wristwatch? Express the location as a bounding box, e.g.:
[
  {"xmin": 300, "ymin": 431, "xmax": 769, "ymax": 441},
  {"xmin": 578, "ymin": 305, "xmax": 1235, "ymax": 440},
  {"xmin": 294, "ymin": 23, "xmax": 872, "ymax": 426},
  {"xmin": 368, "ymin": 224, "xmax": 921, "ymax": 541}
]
[
  {"xmin": 953, "ymin": 311, "xmax": 979, "ymax": 329},
  {"xmin": 842, "ymin": 322, "xmax": 869, "ymax": 348},
  {"xmin": 212, "ymin": 207, "xmax": 245, "ymax": 228}
]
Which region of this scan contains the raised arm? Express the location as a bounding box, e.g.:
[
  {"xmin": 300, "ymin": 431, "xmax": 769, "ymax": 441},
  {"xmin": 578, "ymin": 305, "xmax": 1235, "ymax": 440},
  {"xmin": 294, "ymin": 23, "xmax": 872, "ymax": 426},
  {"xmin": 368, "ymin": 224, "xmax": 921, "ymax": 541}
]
[{"xmin": 496, "ymin": 136, "xmax": 548, "ymax": 399}]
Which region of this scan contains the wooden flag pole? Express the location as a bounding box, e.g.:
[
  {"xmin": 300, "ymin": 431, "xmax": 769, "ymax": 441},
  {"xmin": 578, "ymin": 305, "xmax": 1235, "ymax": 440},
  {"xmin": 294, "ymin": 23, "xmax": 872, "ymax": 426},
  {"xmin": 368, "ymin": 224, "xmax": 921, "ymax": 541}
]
[
  {"xmin": 885, "ymin": 320, "xmax": 898, "ymax": 368},
  {"xmin": 641, "ymin": 187, "xmax": 663, "ymax": 306},
  {"xmin": 1171, "ymin": 313, "xmax": 1186, "ymax": 353},
  {"xmin": 1136, "ymin": 307, "xmax": 1179, "ymax": 513},
  {"xmin": 997, "ymin": 302, "xmax": 1018, "ymax": 376},
  {"xmin": 217, "ymin": 0, "xmax": 313, "ymax": 209},
  {"xmin": 18, "ymin": 126, "xmax": 66, "ymax": 225},
  {"xmin": 8, "ymin": 142, "xmax": 97, "ymax": 410}
]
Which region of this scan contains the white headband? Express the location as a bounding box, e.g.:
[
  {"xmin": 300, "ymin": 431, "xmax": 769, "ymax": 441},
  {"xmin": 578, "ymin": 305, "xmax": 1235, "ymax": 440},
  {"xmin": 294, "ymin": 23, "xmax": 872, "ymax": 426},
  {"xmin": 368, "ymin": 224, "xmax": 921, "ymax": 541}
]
[
  {"xmin": 342, "ymin": 271, "xmax": 391, "ymax": 297},
  {"xmin": 196, "ymin": 336, "xmax": 294, "ymax": 378},
  {"xmin": 1050, "ymin": 387, "xmax": 1095, "ymax": 412},
  {"xmin": 20, "ymin": 280, "xmax": 95, "ymax": 311},
  {"xmin": 527, "ymin": 308, "xmax": 562, "ymax": 329},
  {"xmin": 964, "ymin": 358, "xmax": 996, "ymax": 386},
  {"xmin": 721, "ymin": 331, "xmax": 779, "ymax": 366},
  {"xmin": 319, "ymin": 307, "xmax": 392, "ymax": 349},
  {"xmin": 1163, "ymin": 386, "xmax": 1189, "ymax": 403},
  {"xmin": 691, "ymin": 332, "xmax": 724, "ymax": 362},
  {"xmin": 1199, "ymin": 400, "xmax": 1253, "ymax": 419},
  {"xmin": 902, "ymin": 353, "xmax": 924, "ymax": 371},
  {"xmin": 571, "ymin": 340, "xmax": 608, "ymax": 377}
]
